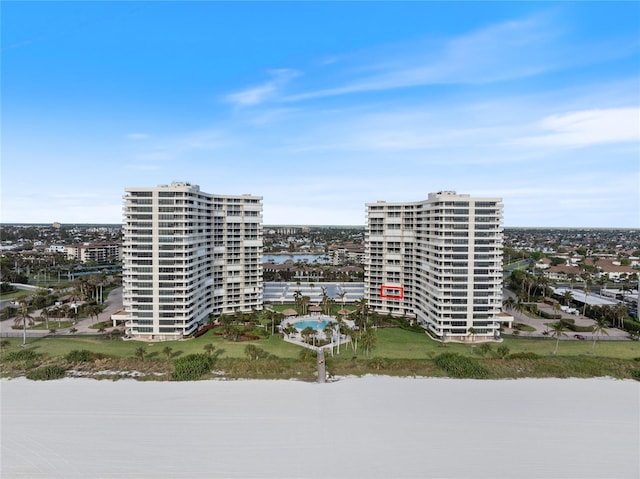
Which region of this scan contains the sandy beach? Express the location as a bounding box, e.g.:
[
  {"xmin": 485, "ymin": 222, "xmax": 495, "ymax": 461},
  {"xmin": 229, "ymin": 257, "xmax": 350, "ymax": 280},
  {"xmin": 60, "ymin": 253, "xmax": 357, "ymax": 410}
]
[{"xmin": 2, "ymin": 376, "xmax": 638, "ymax": 479}]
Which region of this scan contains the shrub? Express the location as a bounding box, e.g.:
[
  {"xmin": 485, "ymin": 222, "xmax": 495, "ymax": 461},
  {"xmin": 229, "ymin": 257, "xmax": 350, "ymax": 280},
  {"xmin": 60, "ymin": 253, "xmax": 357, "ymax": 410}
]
[
  {"xmin": 631, "ymin": 369, "xmax": 640, "ymax": 381},
  {"xmin": 391, "ymin": 318, "xmax": 424, "ymax": 333},
  {"xmin": 26, "ymin": 365, "xmax": 67, "ymax": 381},
  {"xmin": 5, "ymin": 349, "xmax": 41, "ymax": 362},
  {"xmin": 244, "ymin": 344, "xmax": 270, "ymax": 360},
  {"xmin": 496, "ymin": 345, "xmax": 510, "ymax": 358},
  {"xmin": 433, "ymin": 352, "xmax": 489, "ymax": 379},
  {"xmin": 539, "ymin": 310, "xmax": 561, "ymax": 320},
  {"xmin": 171, "ymin": 354, "xmax": 214, "ymax": 381},
  {"xmin": 623, "ymin": 319, "xmax": 640, "ymax": 334},
  {"xmin": 478, "ymin": 343, "xmax": 493, "ymax": 357},
  {"xmin": 65, "ymin": 349, "xmax": 103, "ymax": 362},
  {"xmin": 508, "ymin": 352, "xmax": 540, "ymax": 360},
  {"xmin": 298, "ymin": 348, "xmax": 317, "ymax": 361}
]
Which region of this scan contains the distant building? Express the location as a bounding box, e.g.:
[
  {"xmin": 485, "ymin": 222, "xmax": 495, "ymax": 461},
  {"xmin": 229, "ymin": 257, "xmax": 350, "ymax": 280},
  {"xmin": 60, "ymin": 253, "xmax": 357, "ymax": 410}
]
[
  {"xmin": 365, "ymin": 191, "xmax": 504, "ymax": 342},
  {"xmin": 329, "ymin": 242, "xmax": 364, "ymax": 265},
  {"xmin": 120, "ymin": 182, "xmax": 263, "ymax": 341},
  {"xmin": 65, "ymin": 242, "xmax": 121, "ymax": 263}
]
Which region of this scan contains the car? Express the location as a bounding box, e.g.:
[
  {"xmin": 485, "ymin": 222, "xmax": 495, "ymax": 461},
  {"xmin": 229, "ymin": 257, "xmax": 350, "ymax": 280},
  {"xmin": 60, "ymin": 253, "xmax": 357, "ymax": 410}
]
[{"xmin": 574, "ymin": 334, "xmax": 586, "ymax": 340}]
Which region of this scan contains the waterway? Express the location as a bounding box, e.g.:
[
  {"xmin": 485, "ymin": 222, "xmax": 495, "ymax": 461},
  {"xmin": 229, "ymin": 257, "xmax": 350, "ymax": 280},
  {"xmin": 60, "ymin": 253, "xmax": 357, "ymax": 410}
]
[{"xmin": 262, "ymin": 253, "xmax": 330, "ymax": 264}]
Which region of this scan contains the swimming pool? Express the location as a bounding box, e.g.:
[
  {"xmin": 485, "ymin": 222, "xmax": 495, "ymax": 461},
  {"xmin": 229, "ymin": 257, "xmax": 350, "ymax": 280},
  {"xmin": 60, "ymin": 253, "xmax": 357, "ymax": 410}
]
[{"xmin": 292, "ymin": 319, "xmax": 336, "ymax": 331}]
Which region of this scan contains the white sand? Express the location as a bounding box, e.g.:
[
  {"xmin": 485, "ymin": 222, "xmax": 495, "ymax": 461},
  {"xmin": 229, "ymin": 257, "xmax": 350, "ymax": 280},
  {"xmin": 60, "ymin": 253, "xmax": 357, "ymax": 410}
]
[{"xmin": 1, "ymin": 376, "xmax": 638, "ymax": 479}]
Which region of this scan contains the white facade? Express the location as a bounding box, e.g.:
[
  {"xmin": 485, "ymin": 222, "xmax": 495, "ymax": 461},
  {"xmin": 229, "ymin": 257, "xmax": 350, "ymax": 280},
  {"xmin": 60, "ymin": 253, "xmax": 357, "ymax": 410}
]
[
  {"xmin": 121, "ymin": 182, "xmax": 263, "ymax": 340},
  {"xmin": 365, "ymin": 191, "xmax": 503, "ymax": 341},
  {"xmin": 65, "ymin": 242, "xmax": 122, "ymax": 263}
]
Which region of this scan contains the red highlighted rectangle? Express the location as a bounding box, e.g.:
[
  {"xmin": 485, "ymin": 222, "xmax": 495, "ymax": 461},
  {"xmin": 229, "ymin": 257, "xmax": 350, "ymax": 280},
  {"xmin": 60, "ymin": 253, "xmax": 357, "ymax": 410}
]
[{"xmin": 380, "ymin": 285, "xmax": 404, "ymax": 299}]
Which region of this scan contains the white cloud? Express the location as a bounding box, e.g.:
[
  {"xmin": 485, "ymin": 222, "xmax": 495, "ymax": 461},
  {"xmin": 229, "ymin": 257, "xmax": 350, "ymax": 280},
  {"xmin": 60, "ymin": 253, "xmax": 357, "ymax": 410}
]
[
  {"xmin": 225, "ymin": 69, "xmax": 300, "ymax": 106},
  {"xmin": 512, "ymin": 107, "xmax": 640, "ymax": 147}
]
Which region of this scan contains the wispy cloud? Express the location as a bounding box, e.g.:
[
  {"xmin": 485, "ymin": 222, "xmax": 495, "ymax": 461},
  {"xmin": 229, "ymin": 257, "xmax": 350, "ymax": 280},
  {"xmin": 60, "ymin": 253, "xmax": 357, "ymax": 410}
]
[
  {"xmin": 512, "ymin": 107, "xmax": 640, "ymax": 147},
  {"xmin": 224, "ymin": 69, "xmax": 300, "ymax": 106},
  {"xmin": 281, "ymin": 12, "xmax": 637, "ymax": 103}
]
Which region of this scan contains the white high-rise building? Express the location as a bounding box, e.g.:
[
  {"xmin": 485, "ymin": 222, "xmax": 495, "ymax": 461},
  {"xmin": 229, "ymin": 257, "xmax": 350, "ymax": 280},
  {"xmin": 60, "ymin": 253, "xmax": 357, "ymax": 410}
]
[
  {"xmin": 365, "ymin": 191, "xmax": 503, "ymax": 341},
  {"xmin": 122, "ymin": 182, "xmax": 263, "ymax": 340}
]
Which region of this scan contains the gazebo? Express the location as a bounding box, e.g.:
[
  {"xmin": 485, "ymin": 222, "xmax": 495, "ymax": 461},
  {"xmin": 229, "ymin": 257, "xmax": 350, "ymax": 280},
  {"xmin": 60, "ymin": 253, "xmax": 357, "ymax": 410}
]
[
  {"xmin": 282, "ymin": 308, "xmax": 298, "ymax": 318},
  {"xmin": 308, "ymin": 305, "xmax": 322, "ymax": 316}
]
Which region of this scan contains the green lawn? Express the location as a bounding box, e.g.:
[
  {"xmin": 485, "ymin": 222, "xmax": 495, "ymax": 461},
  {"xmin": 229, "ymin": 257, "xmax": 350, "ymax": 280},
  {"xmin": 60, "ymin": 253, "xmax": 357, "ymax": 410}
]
[
  {"xmin": 31, "ymin": 321, "xmax": 74, "ymax": 330},
  {"xmin": 0, "ymin": 290, "xmax": 30, "ymax": 302},
  {"xmin": 1, "ymin": 328, "xmax": 637, "ymax": 366},
  {"xmin": 1, "ymin": 330, "xmax": 304, "ymax": 361}
]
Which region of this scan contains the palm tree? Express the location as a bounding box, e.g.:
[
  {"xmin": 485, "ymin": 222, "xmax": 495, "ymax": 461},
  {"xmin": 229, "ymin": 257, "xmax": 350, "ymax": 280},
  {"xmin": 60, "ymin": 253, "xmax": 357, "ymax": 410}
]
[
  {"xmin": 467, "ymin": 327, "xmax": 477, "ymax": 343},
  {"xmin": 301, "ymin": 326, "xmax": 315, "ymax": 345},
  {"xmin": 591, "ymin": 317, "xmax": 608, "ymax": 352},
  {"xmin": 349, "ymin": 328, "xmax": 360, "ymax": 353},
  {"xmin": 582, "ymin": 285, "xmax": 591, "ymax": 316},
  {"xmin": 203, "ymin": 343, "xmax": 216, "ymax": 357},
  {"xmin": 563, "ymin": 290, "xmax": 573, "ymax": 307},
  {"xmin": 354, "ymin": 298, "xmax": 369, "ymax": 330},
  {"xmin": 613, "ymin": 303, "xmax": 628, "ymax": 329},
  {"xmin": 300, "ymin": 296, "xmax": 310, "ymax": 315},
  {"xmin": 338, "ymin": 291, "xmax": 346, "ymax": 309},
  {"xmin": 503, "ymin": 296, "xmax": 516, "ymax": 312},
  {"xmin": 549, "ymin": 321, "xmax": 568, "ymax": 355},
  {"xmin": 39, "ymin": 306, "xmax": 50, "ymax": 330},
  {"xmin": 162, "ymin": 346, "xmax": 173, "ymax": 360},
  {"xmin": 360, "ymin": 328, "xmax": 378, "ymax": 358},
  {"xmin": 14, "ymin": 301, "xmax": 34, "ymax": 347},
  {"xmin": 293, "ymin": 290, "xmax": 302, "ymax": 314}
]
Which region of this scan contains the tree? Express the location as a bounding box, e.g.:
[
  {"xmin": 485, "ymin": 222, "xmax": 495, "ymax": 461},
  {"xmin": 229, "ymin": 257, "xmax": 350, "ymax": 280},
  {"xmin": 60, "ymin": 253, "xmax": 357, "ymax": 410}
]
[
  {"xmin": 549, "ymin": 321, "xmax": 568, "ymax": 355},
  {"xmin": 338, "ymin": 291, "xmax": 346, "ymax": 309},
  {"xmin": 360, "ymin": 328, "xmax": 378, "ymax": 358},
  {"xmin": 300, "ymin": 296, "xmax": 310, "ymax": 315},
  {"xmin": 293, "ymin": 290, "xmax": 302, "ymax": 313},
  {"xmin": 39, "ymin": 306, "xmax": 50, "ymax": 330},
  {"xmin": 354, "ymin": 298, "xmax": 369, "ymax": 330},
  {"xmin": 467, "ymin": 327, "xmax": 477, "ymax": 343},
  {"xmin": 563, "ymin": 290, "xmax": 573, "ymax": 307},
  {"xmin": 613, "ymin": 303, "xmax": 628, "ymax": 330},
  {"xmin": 323, "ymin": 322, "xmax": 336, "ymax": 355},
  {"xmin": 134, "ymin": 346, "xmax": 147, "ymax": 361},
  {"xmin": 503, "ymin": 296, "xmax": 516, "ymax": 312},
  {"xmin": 14, "ymin": 300, "xmax": 34, "ymax": 347},
  {"xmin": 582, "ymin": 285, "xmax": 591, "ymax": 316},
  {"xmin": 591, "ymin": 317, "xmax": 608, "ymax": 352},
  {"xmin": 162, "ymin": 346, "xmax": 173, "ymax": 361},
  {"xmin": 301, "ymin": 326, "xmax": 315, "ymax": 345},
  {"xmin": 203, "ymin": 343, "xmax": 216, "ymax": 357}
]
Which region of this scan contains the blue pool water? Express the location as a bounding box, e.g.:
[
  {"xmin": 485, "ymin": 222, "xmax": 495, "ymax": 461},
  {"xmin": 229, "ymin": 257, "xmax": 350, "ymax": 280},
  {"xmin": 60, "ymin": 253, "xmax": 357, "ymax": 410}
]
[{"xmin": 292, "ymin": 319, "xmax": 336, "ymax": 331}]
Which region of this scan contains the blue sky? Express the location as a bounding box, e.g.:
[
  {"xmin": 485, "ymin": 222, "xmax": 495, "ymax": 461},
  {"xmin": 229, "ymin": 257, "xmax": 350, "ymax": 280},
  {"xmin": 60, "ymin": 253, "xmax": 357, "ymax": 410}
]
[{"xmin": 2, "ymin": 1, "xmax": 639, "ymax": 227}]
